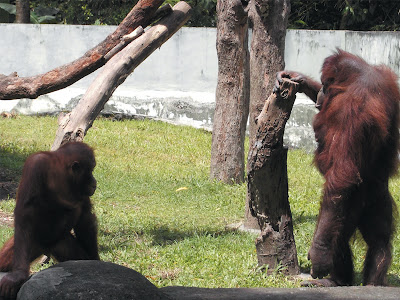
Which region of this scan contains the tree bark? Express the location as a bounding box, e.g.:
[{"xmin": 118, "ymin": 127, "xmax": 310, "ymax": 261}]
[
  {"xmin": 244, "ymin": 0, "xmax": 291, "ymax": 229},
  {"xmin": 247, "ymin": 78, "xmax": 300, "ymax": 275},
  {"xmin": 210, "ymin": 0, "xmax": 250, "ymax": 184},
  {"xmin": 0, "ymin": 0, "xmax": 164, "ymax": 100},
  {"xmin": 15, "ymin": 0, "xmax": 29, "ymax": 23},
  {"xmin": 51, "ymin": 1, "xmax": 192, "ymax": 150}
]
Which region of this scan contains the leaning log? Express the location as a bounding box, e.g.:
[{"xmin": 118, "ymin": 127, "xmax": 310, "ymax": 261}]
[
  {"xmin": 51, "ymin": 1, "xmax": 192, "ymax": 150},
  {"xmin": 0, "ymin": 0, "xmax": 165, "ymax": 100},
  {"xmin": 247, "ymin": 78, "xmax": 300, "ymax": 275}
]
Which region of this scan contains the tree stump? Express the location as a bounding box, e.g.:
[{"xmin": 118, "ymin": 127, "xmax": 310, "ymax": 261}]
[
  {"xmin": 244, "ymin": 0, "xmax": 291, "ymax": 230},
  {"xmin": 247, "ymin": 78, "xmax": 300, "ymax": 275}
]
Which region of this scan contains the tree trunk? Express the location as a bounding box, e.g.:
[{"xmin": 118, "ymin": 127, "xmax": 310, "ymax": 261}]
[
  {"xmin": 51, "ymin": 2, "xmax": 192, "ymax": 150},
  {"xmin": 15, "ymin": 0, "xmax": 29, "ymax": 23},
  {"xmin": 244, "ymin": 0, "xmax": 291, "ymax": 229},
  {"xmin": 0, "ymin": 0, "xmax": 165, "ymax": 100},
  {"xmin": 0, "ymin": 0, "xmax": 11, "ymax": 23},
  {"xmin": 210, "ymin": 0, "xmax": 250, "ymax": 184},
  {"xmin": 247, "ymin": 78, "xmax": 300, "ymax": 275}
]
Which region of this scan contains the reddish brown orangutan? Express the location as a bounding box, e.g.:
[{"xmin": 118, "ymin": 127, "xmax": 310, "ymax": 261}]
[
  {"xmin": 275, "ymin": 49, "xmax": 400, "ymax": 286},
  {"xmin": 0, "ymin": 142, "xmax": 99, "ymax": 298}
]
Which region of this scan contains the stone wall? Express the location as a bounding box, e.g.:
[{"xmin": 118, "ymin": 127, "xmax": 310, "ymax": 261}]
[{"xmin": 1, "ymin": 24, "xmax": 400, "ymax": 150}]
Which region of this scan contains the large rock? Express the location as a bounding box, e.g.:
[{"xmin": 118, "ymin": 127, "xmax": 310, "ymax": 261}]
[{"xmin": 17, "ymin": 260, "xmax": 171, "ymax": 300}]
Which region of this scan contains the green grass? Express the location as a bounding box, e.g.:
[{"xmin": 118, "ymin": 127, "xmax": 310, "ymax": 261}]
[{"xmin": 0, "ymin": 115, "xmax": 400, "ymax": 287}]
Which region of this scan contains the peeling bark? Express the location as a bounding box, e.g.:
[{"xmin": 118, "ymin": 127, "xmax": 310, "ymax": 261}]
[
  {"xmin": 247, "ymin": 78, "xmax": 300, "ymax": 275},
  {"xmin": 51, "ymin": 2, "xmax": 192, "ymax": 150},
  {"xmin": 244, "ymin": 0, "xmax": 291, "ymax": 230}
]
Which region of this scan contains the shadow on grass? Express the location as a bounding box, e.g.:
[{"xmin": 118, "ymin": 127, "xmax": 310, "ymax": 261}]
[
  {"xmin": 0, "ymin": 144, "xmax": 33, "ymax": 171},
  {"xmin": 0, "ymin": 146, "xmax": 32, "ymax": 200},
  {"xmin": 98, "ymin": 224, "xmax": 243, "ymax": 253},
  {"xmin": 293, "ymin": 213, "xmax": 317, "ymax": 225},
  {"xmin": 148, "ymin": 224, "xmax": 241, "ymax": 246}
]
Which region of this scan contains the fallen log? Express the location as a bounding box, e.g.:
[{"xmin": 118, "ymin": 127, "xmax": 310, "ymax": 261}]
[{"xmin": 51, "ymin": 1, "xmax": 192, "ymax": 150}]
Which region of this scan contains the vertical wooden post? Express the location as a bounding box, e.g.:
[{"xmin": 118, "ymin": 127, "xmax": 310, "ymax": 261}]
[
  {"xmin": 244, "ymin": 0, "xmax": 291, "ymax": 229},
  {"xmin": 247, "ymin": 79, "xmax": 300, "ymax": 275}
]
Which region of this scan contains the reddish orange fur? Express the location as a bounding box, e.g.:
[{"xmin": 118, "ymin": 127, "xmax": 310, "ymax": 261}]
[
  {"xmin": 0, "ymin": 142, "xmax": 99, "ymax": 299},
  {"xmin": 277, "ymin": 50, "xmax": 400, "ymax": 286}
]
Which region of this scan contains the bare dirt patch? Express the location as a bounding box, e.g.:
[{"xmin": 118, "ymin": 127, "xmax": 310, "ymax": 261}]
[{"xmin": 0, "ymin": 210, "xmax": 13, "ymax": 227}]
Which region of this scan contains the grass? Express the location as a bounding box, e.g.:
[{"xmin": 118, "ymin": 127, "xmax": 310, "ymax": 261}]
[{"xmin": 0, "ymin": 115, "xmax": 400, "ymax": 287}]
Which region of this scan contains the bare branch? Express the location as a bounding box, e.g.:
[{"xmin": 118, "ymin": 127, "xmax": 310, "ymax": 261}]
[
  {"xmin": 104, "ymin": 26, "xmax": 145, "ymax": 61},
  {"xmin": 51, "ymin": 1, "xmax": 192, "ymax": 150},
  {"xmin": 0, "ymin": 0, "xmax": 165, "ymax": 100}
]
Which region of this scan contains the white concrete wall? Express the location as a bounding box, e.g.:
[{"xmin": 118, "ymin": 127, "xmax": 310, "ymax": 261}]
[
  {"xmin": 285, "ymin": 30, "xmax": 400, "ymax": 83},
  {"xmin": 0, "ymin": 24, "xmax": 218, "ymax": 94},
  {"xmin": 3, "ymin": 25, "xmax": 400, "ymax": 98},
  {"xmin": 1, "ymin": 24, "xmax": 400, "ymax": 149}
]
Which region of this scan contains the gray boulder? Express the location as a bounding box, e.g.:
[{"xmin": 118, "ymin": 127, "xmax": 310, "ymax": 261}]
[{"xmin": 17, "ymin": 260, "xmax": 171, "ymax": 300}]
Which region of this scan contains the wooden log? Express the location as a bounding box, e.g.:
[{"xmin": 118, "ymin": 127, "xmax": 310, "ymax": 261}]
[
  {"xmin": 103, "ymin": 4, "xmax": 173, "ymax": 61},
  {"xmin": 247, "ymin": 78, "xmax": 300, "ymax": 275},
  {"xmin": 104, "ymin": 26, "xmax": 145, "ymax": 61},
  {"xmin": 152, "ymin": 3, "xmax": 174, "ymax": 23},
  {"xmin": 51, "ymin": 1, "xmax": 192, "ymax": 150},
  {"xmin": 0, "ymin": 0, "xmax": 164, "ymax": 100}
]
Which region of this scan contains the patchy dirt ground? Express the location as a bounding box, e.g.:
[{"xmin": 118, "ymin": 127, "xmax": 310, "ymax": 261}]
[
  {"xmin": 0, "ymin": 168, "xmax": 18, "ymax": 227},
  {"xmin": 0, "ymin": 210, "xmax": 13, "ymax": 227}
]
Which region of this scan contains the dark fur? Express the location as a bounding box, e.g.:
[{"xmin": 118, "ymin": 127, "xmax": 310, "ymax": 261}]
[
  {"xmin": 0, "ymin": 142, "xmax": 99, "ymax": 298},
  {"xmin": 277, "ymin": 50, "xmax": 400, "ymax": 286}
]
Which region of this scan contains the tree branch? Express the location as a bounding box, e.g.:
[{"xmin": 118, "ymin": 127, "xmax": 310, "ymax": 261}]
[
  {"xmin": 51, "ymin": 1, "xmax": 192, "ymax": 150},
  {"xmin": 0, "ymin": 0, "xmax": 165, "ymax": 100}
]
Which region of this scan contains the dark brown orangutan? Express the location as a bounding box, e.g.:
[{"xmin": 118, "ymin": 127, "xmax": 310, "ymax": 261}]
[
  {"xmin": 0, "ymin": 142, "xmax": 99, "ymax": 298},
  {"xmin": 275, "ymin": 49, "xmax": 400, "ymax": 286}
]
